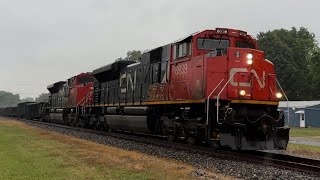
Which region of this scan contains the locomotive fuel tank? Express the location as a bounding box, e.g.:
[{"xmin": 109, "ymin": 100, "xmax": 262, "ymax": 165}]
[
  {"xmin": 123, "ymin": 107, "xmax": 148, "ymax": 115},
  {"xmin": 49, "ymin": 109, "xmax": 64, "ymax": 121},
  {"xmin": 105, "ymin": 107, "xmax": 156, "ymax": 134}
]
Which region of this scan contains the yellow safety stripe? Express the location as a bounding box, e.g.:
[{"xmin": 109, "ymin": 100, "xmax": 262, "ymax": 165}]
[{"xmin": 231, "ymin": 100, "xmax": 279, "ymax": 105}]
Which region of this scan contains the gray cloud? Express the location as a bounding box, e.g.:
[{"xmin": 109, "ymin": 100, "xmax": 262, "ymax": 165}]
[{"xmin": 0, "ymin": 0, "xmax": 318, "ymax": 98}]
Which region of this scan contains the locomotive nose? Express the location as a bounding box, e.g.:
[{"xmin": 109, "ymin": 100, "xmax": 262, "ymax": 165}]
[{"xmin": 227, "ymin": 48, "xmax": 277, "ymax": 102}]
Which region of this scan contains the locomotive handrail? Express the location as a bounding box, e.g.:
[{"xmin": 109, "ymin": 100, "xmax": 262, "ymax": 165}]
[
  {"xmin": 41, "ymin": 101, "xmax": 49, "ymax": 109},
  {"xmin": 206, "ymin": 79, "xmax": 224, "ymax": 126},
  {"xmin": 83, "ymin": 92, "xmax": 94, "ymax": 114},
  {"xmin": 216, "ymin": 72, "xmax": 239, "ymax": 125},
  {"xmin": 76, "ymin": 91, "xmax": 93, "ymax": 116},
  {"xmin": 276, "ymin": 78, "xmax": 290, "ymax": 126}
]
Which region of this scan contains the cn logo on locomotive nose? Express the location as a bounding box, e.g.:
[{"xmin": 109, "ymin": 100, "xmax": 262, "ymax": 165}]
[{"xmin": 229, "ymin": 68, "xmax": 266, "ymax": 88}]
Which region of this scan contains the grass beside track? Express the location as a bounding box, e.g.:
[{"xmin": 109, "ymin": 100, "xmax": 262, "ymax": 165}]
[
  {"xmin": 287, "ymin": 144, "xmax": 320, "ymax": 159},
  {"xmin": 288, "ymin": 127, "xmax": 320, "ymax": 159},
  {"xmin": 290, "ymin": 127, "xmax": 320, "ymax": 137},
  {"xmin": 0, "ymin": 118, "xmax": 229, "ymax": 180}
]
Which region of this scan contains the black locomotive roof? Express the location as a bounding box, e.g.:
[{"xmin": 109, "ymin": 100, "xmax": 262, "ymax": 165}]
[
  {"xmin": 26, "ymin": 102, "xmax": 40, "ymax": 105},
  {"xmin": 93, "ymin": 63, "xmax": 113, "ymax": 75},
  {"xmin": 93, "ymin": 60, "xmax": 136, "ymax": 82},
  {"xmin": 93, "ymin": 60, "xmax": 136, "ymax": 75},
  {"xmin": 18, "ymin": 102, "xmax": 35, "ymax": 106},
  {"xmin": 47, "ymin": 81, "xmax": 66, "ymax": 94}
]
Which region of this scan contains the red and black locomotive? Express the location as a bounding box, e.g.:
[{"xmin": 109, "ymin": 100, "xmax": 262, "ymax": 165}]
[{"xmin": 1, "ymin": 28, "xmax": 290, "ymax": 150}]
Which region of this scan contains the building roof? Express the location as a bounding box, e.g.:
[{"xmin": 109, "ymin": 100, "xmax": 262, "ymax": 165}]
[
  {"xmin": 279, "ymin": 101, "xmax": 320, "ymax": 108},
  {"xmin": 295, "ymin": 110, "xmax": 305, "ymax": 114}
]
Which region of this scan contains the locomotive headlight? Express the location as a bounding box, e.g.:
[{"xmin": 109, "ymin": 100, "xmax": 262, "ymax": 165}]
[
  {"xmin": 239, "ymin": 90, "xmax": 246, "ymax": 96},
  {"xmin": 276, "ymin": 92, "xmax": 283, "ymax": 99},
  {"xmin": 246, "ymin": 53, "xmax": 253, "ymax": 65},
  {"xmin": 247, "ymin": 59, "xmax": 253, "ymax": 65}
]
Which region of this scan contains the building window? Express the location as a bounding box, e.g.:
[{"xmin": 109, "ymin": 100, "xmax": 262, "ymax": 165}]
[{"xmin": 301, "ymin": 113, "xmax": 305, "ymax": 121}]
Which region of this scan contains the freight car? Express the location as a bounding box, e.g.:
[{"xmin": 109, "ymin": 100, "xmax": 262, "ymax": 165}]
[
  {"xmin": 2, "ymin": 107, "xmax": 17, "ymax": 117},
  {"xmin": 17, "ymin": 102, "xmax": 34, "ymax": 118},
  {"xmin": 25, "ymin": 102, "xmax": 46, "ymax": 120},
  {"xmin": 42, "ymin": 28, "xmax": 289, "ymax": 150}
]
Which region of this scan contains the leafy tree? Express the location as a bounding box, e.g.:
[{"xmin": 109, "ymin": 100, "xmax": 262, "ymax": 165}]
[
  {"xmin": 35, "ymin": 93, "xmax": 50, "ymax": 102},
  {"xmin": 116, "ymin": 50, "xmax": 142, "ymax": 62},
  {"xmin": 0, "ymin": 91, "xmax": 20, "ymax": 107},
  {"xmin": 21, "ymin": 97, "xmax": 34, "ymax": 102},
  {"xmin": 115, "ymin": 57, "xmax": 124, "ymax": 61},
  {"xmin": 257, "ymin": 27, "xmax": 318, "ymax": 100},
  {"xmin": 309, "ymin": 48, "xmax": 320, "ymax": 98},
  {"xmin": 125, "ymin": 50, "xmax": 142, "ymax": 61}
]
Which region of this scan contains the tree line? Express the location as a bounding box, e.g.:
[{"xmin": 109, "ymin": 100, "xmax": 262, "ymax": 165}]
[
  {"xmin": 0, "ymin": 92, "xmax": 49, "ymax": 107},
  {"xmin": 257, "ymin": 27, "xmax": 320, "ymax": 100}
]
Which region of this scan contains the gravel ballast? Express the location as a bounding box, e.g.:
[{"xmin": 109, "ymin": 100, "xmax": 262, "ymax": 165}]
[{"xmin": 24, "ymin": 121, "xmax": 320, "ymax": 180}]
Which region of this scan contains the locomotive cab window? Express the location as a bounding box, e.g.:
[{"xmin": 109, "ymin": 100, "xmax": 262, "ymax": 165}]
[
  {"xmin": 197, "ymin": 38, "xmax": 229, "ymax": 56},
  {"xmin": 173, "ymin": 40, "xmax": 192, "ymax": 60},
  {"xmin": 78, "ymin": 76, "xmax": 94, "ymax": 84},
  {"xmin": 197, "ymin": 38, "xmax": 229, "ymax": 51},
  {"xmin": 235, "ymin": 41, "xmax": 255, "ymax": 49},
  {"xmin": 120, "ymin": 73, "xmax": 127, "ymax": 87}
]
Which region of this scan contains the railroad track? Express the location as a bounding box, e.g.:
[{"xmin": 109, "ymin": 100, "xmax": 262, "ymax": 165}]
[
  {"xmin": 11, "ymin": 118, "xmax": 320, "ymax": 177},
  {"xmin": 239, "ymin": 151, "xmax": 320, "ymax": 176}
]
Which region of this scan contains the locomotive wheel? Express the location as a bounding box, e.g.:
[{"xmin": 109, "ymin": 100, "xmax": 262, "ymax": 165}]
[
  {"xmin": 165, "ymin": 127, "xmax": 176, "ymax": 142},
  {"xmin": 92, "ymin": 123, "xmax": 97, "ymax": 130},
  {"xmin": 209, "ymin": 140, "xmax": 220, "ymax": 150},
  {"xmin": 186, "ymin": 136, "xmax": 197, "ymax": 145},
  {"xmin": 167, "ymin": 134, "xmax": 176, "ymax": 142},
  {"xmin": 235, "ymin": 128, "xmax": 242, "ymax": 150},
  {"xmin": 92, "ymin": 118, "xmax": 98, "ymax": 130},
  {"xmin": 107, "ymin": 127, "xmax": 113, "ymax": 133},
  {"xmin": 78, "ymin": 119, "xmax": 84, "ymax": 128}
]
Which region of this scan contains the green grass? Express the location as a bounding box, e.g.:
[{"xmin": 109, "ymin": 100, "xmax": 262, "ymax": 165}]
[
  {"xmin": 287, "ymin": 143, "xmax": 320, "ymax": 159},
  {"xmin": 288, "ymin": 143, "xmax": 320, "ymax": 152},
  {"xmin": 0, "ymin": 123, "xmax": 168, "ymax": 180},
  {"xmin": 290, "ymin": 127, "xmax": 320, "ymax": 137}
]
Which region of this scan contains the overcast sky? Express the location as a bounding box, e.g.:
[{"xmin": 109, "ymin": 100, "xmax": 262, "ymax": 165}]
[{"xmin": 0, "ymin": 0, "xmax": 319, "ymax": 98}]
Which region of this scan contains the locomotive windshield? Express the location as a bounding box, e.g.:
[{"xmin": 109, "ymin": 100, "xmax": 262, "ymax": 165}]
[
  {"xmin": 197, "ymin": 38, "xmax": 229, "ymax": 51},
  {"xmin": 78, "ymin": 76, "xmax": 94, "ymax": 84},
  {"xmin": 235, "ymin": 41, "xmax": 255, "ymax": 49}
]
